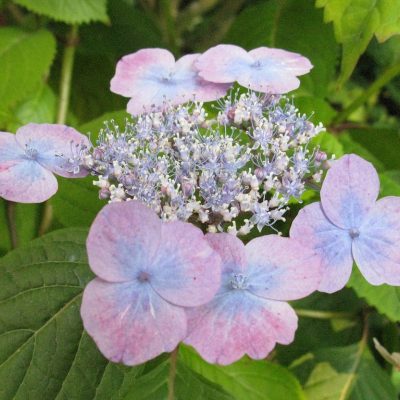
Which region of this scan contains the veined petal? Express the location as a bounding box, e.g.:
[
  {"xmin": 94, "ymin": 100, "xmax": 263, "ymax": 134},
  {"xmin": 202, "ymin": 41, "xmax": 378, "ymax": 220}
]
[
  {"xmin": 149, "ymin": 221, "xmax": 221, "ymax": 308},
  {"xmin": 81, "ymin": 278, "xmax": 186, "ymax": 366},
  {"xmin": 110, "ymin": 48, "xmax": 176, "ymax": 97},
  {"xmin": 0, "ymin": 158, "xmax": 57, "ymax": 203},
  {"xmin": 184, "ymin": 290, "xmax": 297, "ymax": 365},
  {"xmin": 321, "ymin": 154, "xmax": 380, "ymax": 229},
  {"xmin": 86, "ymin": 201, "xmax": 161, "ymax": 282},
  {"xmin": 16, "ymin": 123, "xmax": 90, "ymax": 178},
  {"xmin": 290, "ymin": 202, "xmax": 354, "ymax": 293},
  {"xmin": 353, "ymin": 196, "xmax": 400, "ymax": 285},
  {"xmin": 245, "ymin": 235, "xmax": 321, "ymax": 301},
  {"xmin": 196, "ymin": 44, "xmax": 254, "ymax": 83}
]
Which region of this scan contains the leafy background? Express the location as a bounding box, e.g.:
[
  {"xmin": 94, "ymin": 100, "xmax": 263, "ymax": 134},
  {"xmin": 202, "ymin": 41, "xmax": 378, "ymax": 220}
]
[{"xmin": 0, "ymin": 0, "xmax": 400, "ymax": 398}]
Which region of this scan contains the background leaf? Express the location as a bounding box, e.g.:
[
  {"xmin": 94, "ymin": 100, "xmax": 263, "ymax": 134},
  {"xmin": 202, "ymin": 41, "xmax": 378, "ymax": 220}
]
[
  {"xmin": 12, "ymin": 0, "xmax": 109, "ymax": 24},
  {"xmin": 180, "ymin": 346, "xmax": 306, "ymax": 400},
  {"xmin": 291, "ymin": 342, "xmax": 397, "ymax": 399},
  {"xmin": 0, "ymin": 27, "xmax": 56, "ymax": 116},
  {"xmin": 316, "ymin": 0, "xmax": 400, "ymax": 83}
]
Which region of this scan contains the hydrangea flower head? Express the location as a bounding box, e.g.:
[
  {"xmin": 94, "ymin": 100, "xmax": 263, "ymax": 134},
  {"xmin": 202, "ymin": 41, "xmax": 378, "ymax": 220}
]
[
  {"xmin": 184, "ymin": 233, "xmax": 321, "ymax": 365},
  {"xmin": 81, "ymin": 200, "xmax": 221, "ymax": 366},
  {"xmin": 0, "ymin": 123, "xmax": 89, "ymax": 203},
  {"xmin": 290, "ymin": 154, "xmax": 400, "ymax": 292},
  {"xmin": 195, "ymin": 44, "xmax": 313, "ymax": 94},
  {"xmin": 110, "ymin": 48, "xmax": 230, "ymax": 115}
]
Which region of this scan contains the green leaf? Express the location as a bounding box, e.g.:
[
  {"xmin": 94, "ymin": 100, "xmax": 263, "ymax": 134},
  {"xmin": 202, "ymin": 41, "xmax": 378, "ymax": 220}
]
[
  {"xmin": 304, "ymin": 362, "xmax": 351, "ymax": 400},
  {"xmin": 349, "ymin": 268, "xmax": 400, "ymax": 323},
  {"xmin": 51, "ymin": 177, "xmax": 104, "ymax": 228},
  {"xmin": 0, "ymin": 28, "xmax": 56, "ymax": 113},
  {"xmin": 180, "ymin": 346, "xmax": 305, "ymax": 400},
  {"xmin": 291, "ymin": 343, "xmax": 397, "ymax": 399},
  {"xmin": 224, "ymin": 0, "xmax": 339, "ymax": 97},
  {"xmin": 347, "ymin": 128, "xmax": 400, "ymax": 170},
  {"xmin": 0, "ymin": 200, "xmax": 41, "ymax": 256},
  {"xmin": 4, "ymin": 84, "xmax": 56, "ymax": 132},
  {"xmin": 128, "ymin": 358, "xmax": 234, "ymax": 400},
  {"xmin": 12, "ymin": 0, "xmax": 109, "ymax": 24},
  {"xmin": 312, "ymin": 131, "xmax": 345, "ymax": 158},
  {"xmin": 316, "ymin": 0, "xmax": 400, "ymax": 83},
  {"xmin": 380, "ymin": 171, "xmax": 400, "ymax": 196}
]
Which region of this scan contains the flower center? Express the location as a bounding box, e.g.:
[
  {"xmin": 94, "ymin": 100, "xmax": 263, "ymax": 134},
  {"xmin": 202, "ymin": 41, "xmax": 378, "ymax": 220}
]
[
  {"xmin": 349, "ymin": 228, "xmax": 360, "ymax": 239},
  {"xmin": 137, "ymin": 271, "xmax": 150, "ymax": 283},
  {"xmin": 231, "ymin": 273, "xmax": 249, "ymax": 290},
  {"xmin": 252, "ymin": 60, "xmax": 263, "ymax": 69},
  {"xmin": 25, "ymin": 145, "xmax": 39, "ymax": 160}
]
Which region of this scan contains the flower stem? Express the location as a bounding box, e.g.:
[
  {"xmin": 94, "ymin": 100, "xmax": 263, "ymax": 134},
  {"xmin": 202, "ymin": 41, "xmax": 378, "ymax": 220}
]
[
  {"xmin": 295, "ymin": 308, "xmax": 355, "ymax": 320},
  {"xmin": 6, "ymin": 201, "xmax": 18, "ymax": 249},
  {"xmin": 57, "ymin": 25, "xmax": 79, "ymax": 125},
  {"xmin": 38, "ymin": 25, "xmax": 79, "ymax": 236},
  {"xmin": 168, "ymin": 346, "xmax": 179, "ymax": 400},
  {"xmin": 332, "ymin": 61, "xmax": 400, "ymax": 125}
]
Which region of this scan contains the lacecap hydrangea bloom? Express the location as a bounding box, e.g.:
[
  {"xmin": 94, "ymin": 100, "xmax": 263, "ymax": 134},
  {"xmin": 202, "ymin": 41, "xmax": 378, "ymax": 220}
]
[
  {"xmin": 77, "ymin": 92, "xmax": 325, "ymax": 236},
  {"xmin": 184, "ymin": 233, "xmax": 321, "ymax": 365},
  {"xmin": 0, "ymin": 123, "xmax": 89, "ymax": 203},
  {"xmin": 81, "ymin": 200, "xmax": 221, "ymax": 365},
  {"xmin": 291, "ymin": 154, "xmax": 400, "ymax": 292}
]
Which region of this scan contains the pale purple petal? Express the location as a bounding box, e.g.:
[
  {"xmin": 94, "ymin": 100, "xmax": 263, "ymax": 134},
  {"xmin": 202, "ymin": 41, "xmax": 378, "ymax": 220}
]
[
  {"xmin": 184, "ymin": 290, "xmax": 297, "ymax": 365},
  {"xmin": 110, "ymin": 48, "xmax": 176, "ymax": 97},
  {"xmin": 86, "ymin": 201, "xmax": 161, "ymax": 282},
  {"xmin": 196, "ymin": 45, "xmax": 313, "ymax": 94},
  {"xmin": 16, "ymin": 123, "xmax": 90, "ymax": 178},
  {"xmin": 0, "ymin": 131, "xmax": 58, "ymax": 202},
  {"xmin": 353, "ymin": 197, "xmax": 400, "ymax": 285},
  {"xmin": 0, "ymin": 158, "xmax": 57, "ymax": 203},
  {"xmin": 321, "ymin": 154, "xmax": 380, "ymax": 229},
  {"xmin": 245, "ymin": 235, "xmax": 321, "ymax": 300},
  {"xmin": 149, "ymin": 221, "xmax": 221, "ymax": 307},
  {"xmin": 290, "ymin": 202, "xmax": 354, "ymax": 293},
  {"xmin": 81, "ymin": 279, "xmax": 186, "ymax": 366},
  {"xmin": 112, "ymin": 49, "xmax": 228, "ymax": 115},
  {"xmin": 196, "ymin": 44, "xmax": 253, "ymax": 84}
]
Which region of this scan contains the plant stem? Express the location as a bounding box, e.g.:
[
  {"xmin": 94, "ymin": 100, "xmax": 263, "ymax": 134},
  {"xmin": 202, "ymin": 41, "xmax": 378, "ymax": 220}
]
[
  {"xmin": 38, "ymin": 25, "xmax": 79, "ymax": 236},
  {"xmin": 6, "ymin": 201, "xmax": 18, "ymax": 249},
  {"xmin": 168, "ymin": 346, "xmax": 179, "ymax": 400},
  {"xmin": 295, "ymin": 309, "xmax": 355, "ymax": 320},
  {"xmin": 333, "ymin": 61, "xmax": 400, "ymax": 125},
  {"xmin": 160, "ymin": 0, "xmax": 179, "ymax": 55},
  {"xmin": 57, "ymin": 25, "xmax": 79, "ymax": 125}
]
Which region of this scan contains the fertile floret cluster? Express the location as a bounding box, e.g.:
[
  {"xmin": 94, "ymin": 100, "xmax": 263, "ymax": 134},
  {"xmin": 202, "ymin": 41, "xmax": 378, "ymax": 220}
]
[{"xmin": 79, "ymin": 91, "xmax": 325, "ymax": 235}]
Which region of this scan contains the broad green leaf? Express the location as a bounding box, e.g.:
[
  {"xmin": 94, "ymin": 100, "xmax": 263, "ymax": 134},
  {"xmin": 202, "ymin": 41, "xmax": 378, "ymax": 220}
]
[
  {"xmin": 304, "ymin": 362, "xmax": 351, "ymax": 400},
  {"xmin": 291, "ymin": 343, "xmax": 397, "ymax": 399},
  {"xmin": 0, "ymin": 200, "xmax": 40, "ymax": 256},
  {"xmin": 127, "ymin": 358, "xmax": 234, "ymax": 400},
  {"xmin": 316, "ymin": 0, "xmax": 400, "ymax": 83},
  {"xmin": 380, "ymin": 171, "xmax": 400, "ymax": 196},
  {"xmin": 225, "ymin": 0, "xmax": 338, "ymax": 97},
  {"xmin": 51, "ymin": 177, "xmax": 104, "ymax": 228},
  {"xmin": 338, "ymin": 133, "xmax": 385, "ymax": 171},
  {"xmin": 295, "ymin": 97, "xmax": 337, "ymax": 125},
  {"xmin": 0, "ymin": 229, "xmax": 233, "ymax": 399},
  {"xmin": 0, "ymin": 28, "xmax": 56, "ymax": 112},
  {"xmin": 348, "ymin": 128, "xmax": 400, "ymax": 170},
  {"xmin": 349, "ymin": 268, "xmax": 400, "ymax": 323},
  {"xmin": 4, "ymin": 84, "xmax": 56, "ymax": 132},
  {"xmin": 12, "ymin": 0, "xmax": 108, "ymax": 24},
  {"xmin": 180, "ymin": 346, "xmax": 306, "ymax": 400}
]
